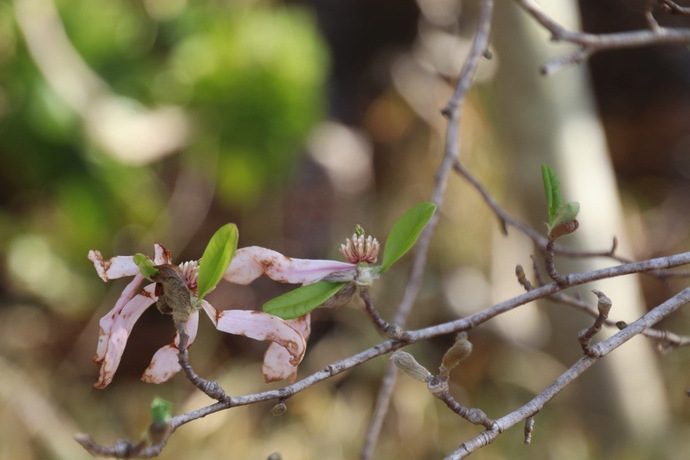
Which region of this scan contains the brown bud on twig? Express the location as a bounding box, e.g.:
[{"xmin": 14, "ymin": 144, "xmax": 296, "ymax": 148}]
[
  {"xmin": 391, "ymin": 351, "xmax": 432, "ymax": 383},
  {"xmin": 271, "ymin": 401, "xmax": 287, "ymax": 416},
  {"xmin": 439, "ymin": 332, "xmax": 473, "ymax": 380},
  {"xmin": 549, "ymin": 219, "xmax": 579, "ymax": 241}
]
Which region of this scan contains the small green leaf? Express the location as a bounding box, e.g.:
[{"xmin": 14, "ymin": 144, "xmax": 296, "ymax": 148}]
[
  {"xmin": 541, "ymin": 164, "xmax": 563, "ymax": 225},
  {"xmin": 263, "ymin": 281, "xmax": 346, "ymax": 319},
  {"xmin": 552, "ymin": 201, "xmax": 580, "ymax": 227},
  {"xmin": 380, "ymin": 202, "xmax": 436, "ymax": 272},
  {"xmin": 133, "ymin": 253, "xmax": 160, "ymax": 280},
  {"xmin": 196, "ymin": 223, "xmax": 239, "ymax": 304},
  {"xmin": 150, "ymin": 397, "xmax": 172, "ymax": 425}
]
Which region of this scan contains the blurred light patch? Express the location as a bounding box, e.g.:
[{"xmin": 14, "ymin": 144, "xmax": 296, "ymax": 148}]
[
  {"xmin": 0, "ymin": 304, "xmax": 50, "ymax": 350},
  {"xmin": 144, "ymin": 0, "xmax": 187, "ymax": 22},
  {"xmin": 414, "ymin": 22, "xmax": 472, "ymax": 78},
  {"xmin": 7, "ymin": 234, "xmax": 92, "ymax": 316},
  {"xmin": 308, "ymin": 121, "xmax": 373, "ymax": 196},
  {"xmin": 443, "ymin": 266, "xmax": 491, "ymax": 315},
  {"xmin": 84, "ymin": 98, "xmax": 190, "ymax": 165},
  {"xmin": 489, "ymin": 346, "xmax": 568, "ymax": 395},
  {"xmin": 416, "ymin": 0, "xmax": 462, "ymax": 28}
]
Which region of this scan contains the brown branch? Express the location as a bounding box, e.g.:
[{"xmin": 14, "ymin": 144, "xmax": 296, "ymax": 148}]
[
  {"xmin": 176, "ymin": 321, "xmax": 228, "ymax": 402},
  {"xmin": 447, "ymin": 287, "xmax": 690, "ymax": 459},
  {"xmin": 360, "ymin": 1, "xmax": 495, "ymax": 458},
  {"xmin": 428, "ymin": 377, "xmax": 494, "ymax": 429},
  {"xmin": 453, "ymin": 160, "xmax": 629, "ymax": 261},
  {"xmin": 359, "ymin": 290, "xmax": 412, "ymax": 342},
  {"xmin": 514, "ymin": 0, "xmax": 690, "ymax": 74},
  {"xmin": 520, "ymin": 258, "xmax": 690, "ymax": 351},
  {"xmin": 78, "ymin": 253, "xmax": 690, "ymax": 458},
  {"xmin": 577, "ymin": 290, "xmax": 612, "ymax": 354}
]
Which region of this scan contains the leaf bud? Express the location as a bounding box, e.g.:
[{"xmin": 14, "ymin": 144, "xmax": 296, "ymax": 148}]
[
  {"xmin": 390, "ymin": 351, "xmax": 431, "ymax": 383},
  {"xmin": 439, "ymin": 332, "xmax": 473, "ymax": 379}
]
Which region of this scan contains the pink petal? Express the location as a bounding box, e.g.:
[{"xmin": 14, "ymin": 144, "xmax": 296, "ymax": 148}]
[
  {"xmin": 153, "ymin": 243, "xmax": 172, "ymax": 264},
  {"xmin": 94, "ymin": 273, "xmax": 146, "ymax": 364},
  {"xmin": 93, "ymin": 284, "xmax": 157, "ymax": 389},
  {"xmin": 141, "ymin": 311, "xmax": 200, "ymax": 384},
  {"xmin": 262, "ymin": 314, "xmax": 311, "ymax": 383},
  {"xmin": 201, "ymin": 302, "xmax": 306, "ymax": 364},
  {"xmin": 224, "ymin": 246, "xmax": 356, "ymax": 286},
  {"xmin": 88, "ymin": 250, "xmax": 138, "ymax": 282}
]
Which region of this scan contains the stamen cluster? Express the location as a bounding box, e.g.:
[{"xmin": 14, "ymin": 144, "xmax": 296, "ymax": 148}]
[
  {"xmin": 178, "ymin": 261, "xmax": 199, "ymax": 293},
  {"xmin": 340, "ymin": 227, "xmax": 380, "ymax": 264}
]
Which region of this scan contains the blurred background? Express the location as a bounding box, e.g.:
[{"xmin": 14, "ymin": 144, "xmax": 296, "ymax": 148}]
[{"xmin": 1, "ymin": 0, "xmax": 689, "ymax": 458}]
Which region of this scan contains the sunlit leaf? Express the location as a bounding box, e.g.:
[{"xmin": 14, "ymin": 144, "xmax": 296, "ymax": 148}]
[
  {"xmin": 196, "ymin": 223, "xmax": 239, "ymax": 303},
  {"xmin": 133, "ymin": 253, "xmax": 159, "ymax": 280},
  {"xmin": 380, "ymin": 202, "xmax": 436, "ymax": 273},
  {"xmin": 263, "ymin": 281, "xmax": 346, "ymax": 319},
  {"xmin": 541, "ymin": 164, "xmax": 563, "ymax": 225}
]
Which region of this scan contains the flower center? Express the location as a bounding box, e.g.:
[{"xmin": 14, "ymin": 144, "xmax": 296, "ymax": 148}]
[{"xmin": 178, "ymin": 260, "xmax": 199, "ymax": 294}]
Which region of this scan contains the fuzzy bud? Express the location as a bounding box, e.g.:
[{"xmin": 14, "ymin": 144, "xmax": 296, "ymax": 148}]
[
  {"xmin": 439, "ymin": 332, "xmax": 473, "ymax": 379},
  {"xmin": 391, "ymin": 351, "xmax": 431, "ymax": 383}
]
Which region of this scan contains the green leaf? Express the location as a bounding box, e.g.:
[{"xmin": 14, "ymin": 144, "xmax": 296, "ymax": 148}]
[
  {"xmin": 196, "ymin": 223, "xmax": 239, "ymax": 304},
  {"xmin": 263, "ymin": 281, "xmax": 346, "ymax": 319},
  {"xmin": 552, "ymin": 201, "xmax": 580, "ymax": 228},
  {"xmin": 541, "ymin": 164, "xmax": 563, "ymax": 225},
  {"xmin": 133, "ymin": 253, "xmax": 159, "ymax": 280},
  {"xmin": 380, "ymin": 202, "xmax": 436, "ymax": 273},
  {"xmin": 150, "ymin": 397, "xmax": 172, "ymax": 425}
]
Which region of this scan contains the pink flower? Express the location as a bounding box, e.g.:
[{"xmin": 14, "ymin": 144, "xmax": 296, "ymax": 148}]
[
  {"xmin": 89, "ymin": 244, "xmax": 356, "ymax": 388},
  {"xmin": 224, "ymin": 246, "xmax": 357, "ymax": 383}
]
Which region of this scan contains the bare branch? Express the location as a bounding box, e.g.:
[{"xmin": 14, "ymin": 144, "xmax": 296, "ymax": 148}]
[
  {"xmin": 514, "ymin": 0, "xmax": 690, "ymax": 74},
  {"xmin": 359, "ymin": 290, "xmax": 412, "ymax": 342},
  {"xmin": 176, "ymin": 321, "xmax": 228, "ymax": 402},
  {"xmin": 447, "ymin": 288, "xmax": 690, "ymax": 459},
  {"xmin": 577, "ymin": 290, "xmax": 612, "ymax": 354},
  {"xmin": 361, "ymin": 1, "xmax": 495, "ymax": 457}
]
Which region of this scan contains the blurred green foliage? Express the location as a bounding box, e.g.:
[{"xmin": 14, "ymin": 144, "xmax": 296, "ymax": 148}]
[{"xmin": 0, "ymin": 0, "xmax": 328, "ymax": 268}]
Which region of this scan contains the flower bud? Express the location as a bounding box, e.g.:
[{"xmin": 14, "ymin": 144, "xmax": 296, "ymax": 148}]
[{"xmin": 390, "ymin": 351, "xmax": 431, "ymax": 383}]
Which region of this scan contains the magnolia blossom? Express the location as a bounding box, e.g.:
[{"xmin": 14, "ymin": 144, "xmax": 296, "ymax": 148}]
[
  {"xmin": 89, "ymin": 244, "xmax": 356, "ymax": 388},
  {"xmin": 224, "ymin": 246, "xmax": 356, "ymax": 382}
]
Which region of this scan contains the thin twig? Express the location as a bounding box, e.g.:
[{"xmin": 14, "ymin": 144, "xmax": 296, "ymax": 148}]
[
  {"xmin": 520, "ymin": 259, "xmax": 690, "ymax": 350},
  {"xmin": 78, "ymin": 254, "xmax": 690, "ymax": 458},
  {"xmin": 176, "ymin": 321, "xmax": 228, "ymax": 402},
  {"xmin": 446, "ymin": 288, "xmax": 690, "ymax": 459},
  {"xmin": 360, "ymin": 290, "xmax": 412, "ymax": 342},
  {"xmin": 514, "ymin": 0, "xmax": 690, "ymax": 74},
  {"xmin": 360, "ymin": 2, "xmax": 495, "ymax": 458},
  {"xmin": 577, "ymin": 290, "xmax": 612, "ymax": 354},
  {"xmin": 545, "ymin": 239, "xmax": 568, "ymax": 285},
  {"xmin": 427, "ymin": 377, "xmax": 494, "ymax": 429}
]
